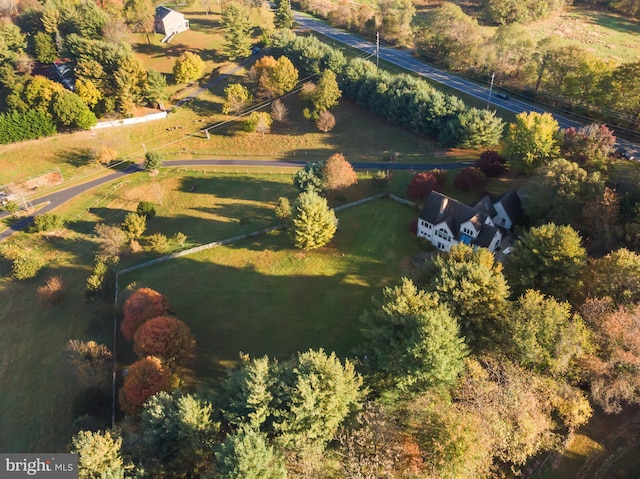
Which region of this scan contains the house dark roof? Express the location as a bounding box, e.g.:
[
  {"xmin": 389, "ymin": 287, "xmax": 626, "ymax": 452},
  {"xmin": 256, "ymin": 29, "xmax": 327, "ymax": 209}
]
[
  {"xmin": 156, "ymin": 5, "xmax": 178, "ymax": 18},
  {"xmin": 472, "ymin": 195, "xmax": 497, "ymax": 218},
  {"xmin": 420, "ymin": 191, "xmax": 490, "ymax": 233},
  {"xmin": 474, "ymin": 224, "xmax": 500, "ymax": 247},
  {"xmin": 494, "ymin": 190, "xmax": 522, "ymax": 223}
]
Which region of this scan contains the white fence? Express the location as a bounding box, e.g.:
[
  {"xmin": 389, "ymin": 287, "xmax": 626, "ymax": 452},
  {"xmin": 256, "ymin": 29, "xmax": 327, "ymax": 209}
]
[{"xmin": 92, "ymin": 111, "xmax": 168, "ymax": 130}]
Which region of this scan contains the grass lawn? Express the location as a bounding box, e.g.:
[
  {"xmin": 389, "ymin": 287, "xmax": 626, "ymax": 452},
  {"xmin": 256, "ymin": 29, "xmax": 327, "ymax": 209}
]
[
  {"xmin": 118, "ymin": 197, "xmax": 424, "ymax": 381},
  {"xmin": 0, "ymin": 169, "xmax": 417, "ymax": 451}
]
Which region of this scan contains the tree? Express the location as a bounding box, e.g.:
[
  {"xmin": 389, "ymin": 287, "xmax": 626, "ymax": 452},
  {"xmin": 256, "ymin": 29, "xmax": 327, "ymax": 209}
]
[
  {"xmin": 124, "ymin": 0, "xmax": 155, "ymax": 39},
  {"xmin": 585, "ymin": 248, "xmax": 640, "ymax": 305},
  {"xmin": 310, "ymin": 69, "xmax": 341, "ymax": 116},
  {"xmin": 438, "ymin": 108, "xmax": 504, "ymax": 148},
  {"xmin": 133, "ymin": 315, "xmax": 195, "ymax": 363},
  {"xmin": 270, "ymin": 99, "xmax": 288, "ymax": 122},
  {"xmin": 291, "ymin": 190, "xmax": 338, "ymax": 250},
  {"xmin": 476, "ymin": 150, "xmax": 507, "ymax": 177},
  {"xmin": 406, "ymin": 172, "xmax": 437, "ymax": 202},
  {"xmin": 9, "ymin": 250, "xmax": 46, "ymax": 280},
  {"xmin": 94, "ymin": 223, "xmax": 127, "ymax": 258},
  {"xmin": 561, "ymin": 123, "xmax": 616, "ymax": 169},
  {"xmin": 144, "ymin": 151, "xmax": 164, "ymax": 171},
  {"xmin": 121, "ymin": 287, "xmax": 172, "ymax": 340},
  {"xmin": 360, "ymin": 278, "xmax": 468, "ymax": 392},
  {"xmin": 213, "ymin": 427, "xmax": 286, "ymax": 479},
  {"xmin": 137, "ymin": 201, "xmax": 157, "ymax": 218},
  {"xmin": 315, "ymin": 111, "xmax": 335, "ymax": 132},
  {"xmin": 377, "ymin": 0, "xmax": 415, "ymax": 45},
  {"xmin": 33, "ymin": 32, "xmax": 57, "ymax": 63},
  {"xmin": 145, "ymin": 69, "xmax": 169, "ymax": 110},
  {"xmin": 257, "ymin": 55, "xmax": 299, "ymax": 98},
  {"xmin": 503, "ymin": 111, "xmax": 560, "ymax": 174},
  {"xmin": 274, "ymin": 0, "xmax": 293, "ymax": 29},
  {"xmin": 508, "ymin": 290, "xmax": 590, "ymax": 376},
  {"xmin": 66, "ymin": 340, "xmax": 113, "ymax": 389},
  {"xmin": 222, "ymin": 83, "xmax": 252, "ymax": 115},
  {"xmin": 505, "ymin": 223, "xmax": 587, "ymax": 301},
  {"xmin": 71, "ymin": 430, "xmax": 124, "ymax": 479},
  {"xmin": 76, "ymin": 79, "xmax": 103, "ymax": 109},
  {"xmin": 453, "ymin": 167, "xmax": 488, "ymax": 192},
  {"xmin": 581, "ymin": 299, "xmax": 640, "ymax": 413},
  {"xmin": 173, "ymin": 51, "xmax": 206, "ymax": 84},
  {"xmin": 274, "ymin": 197, "xmax": 292, "ymax": 224},
  {"xmin": 30, "ymin": 213, "xmax": 64, "ymax": 232},
  {"xmin": 322, "ymin": 153, "xmax": 357, "ymax": 191},
  {"xmin": 114, "ymin": 56, "xmax": 148, "ymax": 114},
  {"xmin": 522, "ymin": 158, "xmax": 604, "ymax": 226},
  {"xmin": 425, "ymin": 243, "xmax": 510, "ymax": 342},
  {"xmin": 293, "ymin": 161, "xmax": 325, "ymax": 194},
  {"xmin": 149, "ymin": 233, "xmax": 169, "ymax": 253},
  {"xmin": 121, "ymin": 212, "xmax": 146, "ymax": 239},
  {"xmin": 243, "ymin": 111, "xmax": 272, "ymax": 135},
  {"xmin": 221, "ymin": 3, "xmax": 252, "ymax": 61},
  {"xmin": 140, "ymin": 391, "xmax": 218, "ymax": 478},
  {"xmin": 50, "ymin": 89, "xmax": 97, "ymax": 129},
  {"xmin": 119, "ymin": 356, "xmax": 172, "ymax": 414}
]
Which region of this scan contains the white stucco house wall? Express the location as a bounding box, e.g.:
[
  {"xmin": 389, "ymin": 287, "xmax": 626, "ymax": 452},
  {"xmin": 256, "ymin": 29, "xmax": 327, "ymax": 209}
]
[
  {"xmin": 416, "ymin": 190, "xmax": 521, "ymax": 253},
  {"xmin": 155, "ymin": 6, "xmax": 190, "ymax": 36}
]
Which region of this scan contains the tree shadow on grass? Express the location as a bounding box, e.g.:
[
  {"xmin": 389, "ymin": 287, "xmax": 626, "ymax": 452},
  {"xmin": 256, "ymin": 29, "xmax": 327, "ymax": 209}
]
[
  {"xmin": 176, "ymin": 174, "xmax": 294, "ymax": 200},
  {"xmin": 57, "ymin": 147, "xmax": 94, "ymax": 167}
]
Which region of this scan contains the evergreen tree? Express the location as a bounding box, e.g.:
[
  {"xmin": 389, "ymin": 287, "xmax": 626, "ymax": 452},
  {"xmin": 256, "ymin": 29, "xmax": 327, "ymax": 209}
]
[
  {"xmin": 221, "ymin": 3, "xmax": 252, "ymax": 61},
  {"xmin": 291, "ymin": 190, "xmax": 338, "ymax": 250},
  {"xmin": 71, "ymin": 430, "xmax": 125, "ymax": 479},
  {"xmin": 293, "ymin": 161, "xmax": 325, "ymax": 194},
  {"xmin": 145, "ymin": 69, "xmax": 168, "ymax": 110},
  {"xmin": 360, "ymin": 278, "xmax": 468, "ymax": 392},
  {"xmin": 274, "ymin": 0, "xmax": 293, "ymax": 29},
  {"xmin": 310, "ymin": 69, "xmax": 341, "ymax": 116}
]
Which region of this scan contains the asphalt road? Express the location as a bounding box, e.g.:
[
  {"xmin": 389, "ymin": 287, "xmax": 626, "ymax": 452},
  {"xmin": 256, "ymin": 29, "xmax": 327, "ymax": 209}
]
[
  {"xmin": 0, "ymin": 159, "xmax": 472, "ymax": 242},
  {"xmin": 293, "ymin": 11, "xmax": 640, "ymax": 157}
]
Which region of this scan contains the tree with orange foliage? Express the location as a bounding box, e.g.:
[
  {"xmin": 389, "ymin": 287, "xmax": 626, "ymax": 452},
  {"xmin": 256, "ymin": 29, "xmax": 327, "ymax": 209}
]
[
  {"xmin": 133, "ymin": 316, "xmax": 195, "ymax": 364},
  {"xmin": 121, "ymin": 288, "xmax": 171, "ymax": 340},
  {"xmin": 322, "ymin": 153, "xmax": 357, "ymax": 192},
  {"xmin": 119, "ymin": 356, "xmax": 172, "ymax": 414}
]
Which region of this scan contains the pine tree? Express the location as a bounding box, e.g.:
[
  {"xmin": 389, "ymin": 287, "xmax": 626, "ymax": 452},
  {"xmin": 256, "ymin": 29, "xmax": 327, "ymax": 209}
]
[{"xmin": 291, "ymin": 191, "xmax": 338, "ymax": 250}]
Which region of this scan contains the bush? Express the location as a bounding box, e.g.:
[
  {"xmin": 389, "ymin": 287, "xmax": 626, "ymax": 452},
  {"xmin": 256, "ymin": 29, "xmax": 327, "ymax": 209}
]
[
  {"xmin": 243, "ymin": 111, "xmax": 272, "ymax": 134},
  {"xmin": 454, "ymin": 167, "xmax": 488, "ymax": 192},
  {"xmin": 476, "ymin": 150, "xmax": 507, "ymax": 177},
  {"xmin": 121, "ymin": 213, "xmax": 146, "ymax": 240},
  {"xmin": 38, "ymin": 275, "xmax": 65, "ymax": 304},
  {"xmin": 30, "ymin": 213, "xmax": 65, "ymax": 233},
  {"xmin": 406, "ymin": 172, "xmax": 437, "ymax": 202},
  {"xmin": 85, "ymin": 257, "xmax": 118, "ymax": 299},
  {"xmin": 316, "ymin": 111, "xmax": 336, "ymax": 132},
  {"xmin": 149, "ymin": 233, "xmax": 168, "ymax": 253},
  {"xmin": 173, "ymin": 232, "xmax": 187, "ymax": 248},
  {"xmin": 137, "ymin": 201, "xmax": 156, "ymax": 218},
  {"xmin": 11, "ymin": 250, "xmax": 46, "ymax": 280}
]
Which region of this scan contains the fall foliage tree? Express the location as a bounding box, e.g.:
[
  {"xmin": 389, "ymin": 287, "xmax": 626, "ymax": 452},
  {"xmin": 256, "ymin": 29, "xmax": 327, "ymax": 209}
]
[
  {"xmin": 94, "ymin": 223, "xmax": 127, "ymax": 259},
  {"xmin": 119, "ymin": 356, "xmax": 172, "ymax": 414},
  {"xmin": 453, "ymin": 167, "xmax": 488, "ymax": 192},
  {"xmin": 585, "ymin": 248, "xmax": 640, "ymax": 305},
  {"xmin": 406, "ymin": 172, "xmax": 437, "ymax": 202},
  {"xmin": 256, "ymin": 55, "xmax": 299, "ymax": 98},
  {"xmin": 503, "ymin": 111, "xmax": 560, "ymax": 175},
  {"xmin": 222, "ymin": 83, "xmax": 252, "ymax": 115},
  {"xmin": 121, "ymin": 287, "xmax": 172, "ymax": 340},
  {"xmin": 316, "ymin": 111, "xmax": 335, "ymax": 132},
  {"xmin": 322, "ymin": 153, "xmax": 357, "ymax": 191},
  {"xmin": 560, "ymin": 123, "xmax": 616, "ymax": 169},
  {"xmin": 173, "ymin": 51, "xmax": 206, "ymax": 84},
  {"xmin": 133, "ymin": 315, "xmax": 195, "ymax": 364},
  {"xmin": 476, "ymin": 150, "xmax": 507, "ymax": 177}
]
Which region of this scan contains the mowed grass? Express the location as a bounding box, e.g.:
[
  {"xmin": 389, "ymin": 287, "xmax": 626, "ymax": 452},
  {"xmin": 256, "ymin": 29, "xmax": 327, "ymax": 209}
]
[
  {"xmin": 119, "ymin": 198, "xmax": 423, "ymax": 381},
  {"xmin": 0, "ymin": 170, "xmax": 407, "ymax": 451}
]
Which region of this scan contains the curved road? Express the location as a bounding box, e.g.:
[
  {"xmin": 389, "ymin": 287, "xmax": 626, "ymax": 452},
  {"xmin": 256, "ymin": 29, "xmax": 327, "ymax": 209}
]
[
  {"xmin": 293, "ymin": 11, "xmax": 640, "ymax": 156},
  {"xmin": 0, "ymin": 159, "xmax": 472, "ymax": 242}
]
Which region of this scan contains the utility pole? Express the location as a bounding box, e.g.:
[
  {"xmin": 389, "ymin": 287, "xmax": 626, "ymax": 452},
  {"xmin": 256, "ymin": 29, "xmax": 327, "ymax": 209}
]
[
  {"xmin": 486, "ymin": 72, "xmax": 495, "ymax": 109},
  {"xmin": 376, "ymin": 32, "xmax": 379, "ymax": 68},
  {"xmin": 142, "ymin": 143, "xmax": 147, "ymax": 154}
]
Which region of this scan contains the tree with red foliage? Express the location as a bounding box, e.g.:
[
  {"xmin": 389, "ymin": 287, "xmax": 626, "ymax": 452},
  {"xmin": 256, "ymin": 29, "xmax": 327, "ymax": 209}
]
[
  {"xmin": 133, "ymin": 316, "xmax": 195, "ymax": 364},
  {"xmin": 119, "ymin": 356, "xmax": 172, "ymax": 414},
  {"xmin": 121, "ymin": 288, "xmax": 171, "ymax": 340},
  {"xmin": 476, "ymin": 150, "xmax": 507, "ymax": 177},
  {"xmin": 323, "ymin": 153, "xmax": 358, "ymax": 191},
  {"xmin": 454, "ymin": 167, "xmax": 488, "ymax": 192},
  {"xmin": 406, "ymin": 172, "xmax": 437, "ymax": 202}
]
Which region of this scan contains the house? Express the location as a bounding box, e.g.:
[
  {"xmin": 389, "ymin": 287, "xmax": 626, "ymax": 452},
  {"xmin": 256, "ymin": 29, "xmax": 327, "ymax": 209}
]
[
  {"xmin": 416, "ymin": 191, "xmax": 521, "ymax": 253},
  {"xmin": 155, "ymin": 6, "xmax": 189, "ymax": 36}
]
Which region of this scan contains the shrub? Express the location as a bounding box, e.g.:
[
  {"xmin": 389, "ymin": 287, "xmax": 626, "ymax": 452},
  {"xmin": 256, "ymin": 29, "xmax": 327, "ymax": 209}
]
[
  {"xmin": 121, "ymin": 288, "xmax": 172, "ymax": 340},
  {"xmin": 431, "ymin": 169, "xmax": 447, "ymax": 188},
  {"xmin": 38, "ymin": 275, "xmax": 65, "ymax": 304},
  {"xmin": 30, "ymin": 213, "xmax": 65, "ymax": 233},
  {"xmin": 243, "ymin": 111, "xmax": 272, "ymax": 134},
  {"xmin": 133, "ymin": 316, "xmax": 195, "ymax": 363},
  {"xmin": 121, "ymin": 213, "xmax": 146, "ymax": 240},
  {"xmin": 95, "ymin": 146, "xmax": 118, "ymax": 166},
  {"xmin": 173, "ymin": 232, "xmax": 187, "ymax": 248},
  {"xmin": 11, "ymin": 250, "xmax": 46, "ymax": 280},
  {"xmin": 137, "ymin": 201, "xmax": 156, "ymax": 218},
  {"xmin": 149, "ymin": 233, "xmax": 168, "ymax": 253},
  {"xmin": 454, "ymin": 167, "xmax": 488, "ymax": 192},
  {"xmin": 2, "ymin": 200, "xmax": 19, "ymax": 214},
  {"xmin": 476, "ymin": 150, "xmax": 507, "ymax": 177},
  {"xmin": 85, "ymin": 257, "xmax": 118, "ymax": 299},
  {"xmin": 406, "ymin": 172, "xmax": 437, "ymax": 202},
  {"xmin": 275, "ymin": 197, "xmax": 292, "ymax": 222}
]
